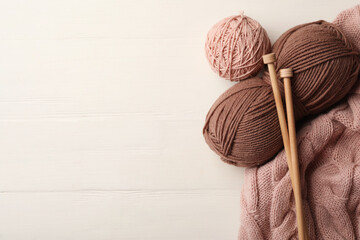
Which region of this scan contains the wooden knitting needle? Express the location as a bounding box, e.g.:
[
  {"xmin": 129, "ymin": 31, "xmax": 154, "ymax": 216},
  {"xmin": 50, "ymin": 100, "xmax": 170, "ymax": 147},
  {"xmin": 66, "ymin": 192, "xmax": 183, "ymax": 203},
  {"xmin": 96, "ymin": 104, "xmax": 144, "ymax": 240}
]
[
  {"xmin": 281, "ymin": 68, "xmax": 309, "ymax": 240},
  {"xmin": 262, "ymin": 54, "xmax": 294, "ymax": 178},
  {"xmin": 262, "ymin": 53, "xmax": 306, "ymax": 240}
]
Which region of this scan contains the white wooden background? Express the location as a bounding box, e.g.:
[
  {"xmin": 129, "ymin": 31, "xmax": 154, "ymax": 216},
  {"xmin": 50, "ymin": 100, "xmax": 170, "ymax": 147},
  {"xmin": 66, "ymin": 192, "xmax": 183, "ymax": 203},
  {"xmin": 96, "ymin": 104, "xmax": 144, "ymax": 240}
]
[{"xmin": 0, "ymin": 0, "xmax": 357, "ymax": 239}]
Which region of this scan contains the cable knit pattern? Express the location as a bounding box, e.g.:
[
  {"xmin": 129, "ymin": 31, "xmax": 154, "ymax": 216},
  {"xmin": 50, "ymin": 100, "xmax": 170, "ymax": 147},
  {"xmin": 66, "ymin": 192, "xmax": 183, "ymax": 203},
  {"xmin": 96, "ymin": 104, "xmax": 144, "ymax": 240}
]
[
  {"xmin": 333, "ymin": 5, "xmax": 360, "ymax": 53},
  {"xmin": 239, "ymin": 5, "xmax": 360, "ymax": 239}
]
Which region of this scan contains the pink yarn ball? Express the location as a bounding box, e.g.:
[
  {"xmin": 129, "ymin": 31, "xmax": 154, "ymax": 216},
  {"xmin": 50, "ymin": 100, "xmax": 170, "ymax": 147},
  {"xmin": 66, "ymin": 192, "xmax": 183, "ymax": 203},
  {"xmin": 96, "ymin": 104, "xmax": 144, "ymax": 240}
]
[{"xmin": 205, "ymin": 13, "xmax": 271, "ymax": 81}]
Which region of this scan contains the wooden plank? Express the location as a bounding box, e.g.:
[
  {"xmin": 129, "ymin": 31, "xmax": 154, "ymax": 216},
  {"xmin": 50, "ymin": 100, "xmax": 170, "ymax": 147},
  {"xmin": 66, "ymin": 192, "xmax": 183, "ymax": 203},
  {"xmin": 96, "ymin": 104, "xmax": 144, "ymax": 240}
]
[
  {"xmin": 0, "ymin": 118, "xmax": 244, "ymax": 191},
  {"xmin": 0, "ymin": 190, "xmax": 240, "ymax": 240}
]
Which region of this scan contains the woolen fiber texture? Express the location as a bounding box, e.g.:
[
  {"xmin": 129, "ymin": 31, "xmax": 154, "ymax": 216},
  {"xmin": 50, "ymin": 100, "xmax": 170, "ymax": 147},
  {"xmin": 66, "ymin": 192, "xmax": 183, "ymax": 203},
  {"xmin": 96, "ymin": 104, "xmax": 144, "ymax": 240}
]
[
  {"xmin": 238, "ymin": 5, "xmax": 360, "ymax": 239},
  {"xmin": 203, "ymin": 20, "xmax": 360, "ymax": 167},
  {"xmin": 205, "ymin": 13, "xmax": 271, "ymax": 81}
]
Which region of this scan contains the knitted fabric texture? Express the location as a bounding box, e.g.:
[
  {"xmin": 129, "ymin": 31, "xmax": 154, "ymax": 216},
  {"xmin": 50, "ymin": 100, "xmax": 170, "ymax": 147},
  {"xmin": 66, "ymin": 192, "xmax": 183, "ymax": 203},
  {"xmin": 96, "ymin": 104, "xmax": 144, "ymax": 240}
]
[
  {"xmin": 238, "ymin": 5, "xmax": 360, "ymax": 239},
  {"xmin": 333, "ymin": 5, "xmax": 360, "ymax": 53}
]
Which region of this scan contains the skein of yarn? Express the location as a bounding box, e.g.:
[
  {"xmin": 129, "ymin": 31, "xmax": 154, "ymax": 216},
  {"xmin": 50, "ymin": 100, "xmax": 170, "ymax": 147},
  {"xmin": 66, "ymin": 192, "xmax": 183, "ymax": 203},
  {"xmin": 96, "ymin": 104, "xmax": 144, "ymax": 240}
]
[
  {"xmin": 205, "ymin": 13, "xmax": 271, "ymax": 81},
  {"xmin": 203, "ymin": 21, "xmax": 360, "ymax": 167}
]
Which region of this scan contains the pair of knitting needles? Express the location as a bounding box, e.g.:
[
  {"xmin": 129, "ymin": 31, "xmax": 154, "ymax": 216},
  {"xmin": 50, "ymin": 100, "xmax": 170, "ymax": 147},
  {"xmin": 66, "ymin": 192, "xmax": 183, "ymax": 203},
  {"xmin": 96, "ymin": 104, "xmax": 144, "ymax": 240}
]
[{"xmin": 263, "ymin": 53, "xmax": 308, "ymax": 240}]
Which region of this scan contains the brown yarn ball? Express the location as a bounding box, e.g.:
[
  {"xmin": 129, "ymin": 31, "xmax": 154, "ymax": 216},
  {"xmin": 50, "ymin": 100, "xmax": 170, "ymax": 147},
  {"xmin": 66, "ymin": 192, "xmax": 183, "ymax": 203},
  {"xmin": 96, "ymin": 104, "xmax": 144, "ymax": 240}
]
[{"xmin": 203, "ymin": 21, "xmax": 360, "ymax": 167}]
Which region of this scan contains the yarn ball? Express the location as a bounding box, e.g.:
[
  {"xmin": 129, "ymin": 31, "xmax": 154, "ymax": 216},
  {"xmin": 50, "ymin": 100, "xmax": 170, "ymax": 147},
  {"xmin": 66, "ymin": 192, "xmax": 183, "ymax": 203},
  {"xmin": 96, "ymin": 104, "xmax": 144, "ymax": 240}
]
[
  {"xmin": 203, "ymin": 21, "xmax": 360, "ymax": 167},
  {"xmin": 205, "ymin": 13, "xmax": 271, "ymax": 81}
]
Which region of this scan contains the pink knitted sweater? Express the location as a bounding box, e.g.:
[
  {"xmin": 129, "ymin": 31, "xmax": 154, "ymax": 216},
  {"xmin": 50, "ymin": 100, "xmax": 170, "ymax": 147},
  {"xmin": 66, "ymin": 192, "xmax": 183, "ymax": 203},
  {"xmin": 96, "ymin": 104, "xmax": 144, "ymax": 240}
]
[{"xmin": 239, "ymin": 5, "xmax": 360, "ymax": 240}]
